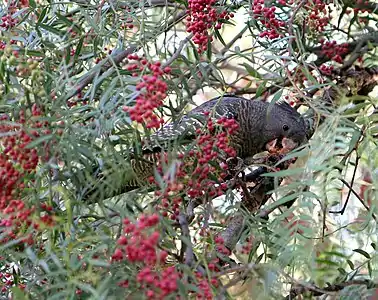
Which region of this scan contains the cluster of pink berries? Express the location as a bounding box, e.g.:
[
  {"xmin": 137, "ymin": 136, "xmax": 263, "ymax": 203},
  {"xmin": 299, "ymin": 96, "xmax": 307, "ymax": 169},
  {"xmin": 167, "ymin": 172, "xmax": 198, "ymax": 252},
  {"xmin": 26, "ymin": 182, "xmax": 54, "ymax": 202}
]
[
  {"xmin": 186, "ymin": 0, "xmax": 233, "ymax": 53},
  {"xmin": 0, "ymin": 264, "xmax": 26, "ymax": 294},
  {"xmin": 0, "ymin": 104, "xmax": 58, "ymax": 296},
  {"xmin": 5, "ymin": 0, "xmax": 29, "ymax": 6},
  {"xmin": 151, "ymin": 115, "xmax": 239, "ymax": 220},
  {"xmin": 320, "ymin": 40, "xmax": 349, "ymax": 63},
  {"xmin": 240, "ymin": 235, "xmax": 255, "ymax": 254},
  {"xmin": 305, "ymin": 0, "xmax": 331, "ymax": 33},
  {"xmin": 319, "ymin": 64, "xmax": 334, "ymax": 76},
  {"xmin": 122, "ymin": 55, "xmax": 171, "ymax": 129},
  {"xmin": 194, "ymin": 272, "xmax": 218, "ymax": 300},
  {"xmin": 1, "ymin": 1, "xmax": 29, "ymax": 29},
  {"xmin": 184, "ymin": 115, "xmax": 238, "ymax": 199},
  {"xmin": 112, "ymin": 214, "xmax": 180, "ymax": 299},
  {"xmin": 0, "ymin": 15, "xmax": 18, "ymax": 29},
  {"xmin": 252, "ymin": 0, "xmax": 285, "ymax": 39},
  {"xmin": 113, "ymin": 213, "xmax": 229, "ymax": 299},
  {"xmin": 346, "ymin": 0, "xmax": 372, "ymax": 15}
]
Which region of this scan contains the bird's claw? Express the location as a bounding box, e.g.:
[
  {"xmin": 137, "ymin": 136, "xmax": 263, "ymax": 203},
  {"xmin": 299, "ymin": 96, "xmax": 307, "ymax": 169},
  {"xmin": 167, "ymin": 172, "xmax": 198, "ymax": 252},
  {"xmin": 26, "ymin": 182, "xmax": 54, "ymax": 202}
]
[{"xmin": 226, "ymin": 156, "xmax": 245, "ymax": 176}]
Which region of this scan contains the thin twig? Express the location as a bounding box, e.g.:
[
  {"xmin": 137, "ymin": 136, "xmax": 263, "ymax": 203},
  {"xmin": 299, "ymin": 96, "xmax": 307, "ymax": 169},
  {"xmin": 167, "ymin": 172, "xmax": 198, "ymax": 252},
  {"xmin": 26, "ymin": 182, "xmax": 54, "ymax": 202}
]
[
  {"xmin": 329, "ymin": 155, "xmax": 360, "ymax": 215},
  {"xmin": 285, "ymin": 279, "xmax": 378, "ymax": 299},
  {"xmin": 66, "ymin": 9, "xmax": 187, "ymax": 100},
  {"xmin": 178, "ymin": 213, "xmax": 195, "ymax": 266},
  {"xmin": 341, "ymin": 45, "xmax": 369, "ymax": 70},
  {"xmin": 162, "ymin": 33, "xmax": 193, "ymax": 68},
  {"xmin": 287, "ymin": 0, "xmax": 306, "ymax": 56},
  {"xmin": 117, "ymin": 0, "xmax": 180, "ymax": 8},
  {"xmin": 65, "ymin": 45, "xmax": 137, "ymax": 100},
  {"xmin": 338, "ymin": 177, "xmax": 376, "ymax": 220},
  {"xmin": 216, "ymin": 264, "xmax": 256, "ymax": 296},
  {"xmin": 312, "ymin": 31, "xmax": 378, "ymax": 66},
  {"xmin": 219, "ymin": 24, "xmax": 249, "ymax": 56}
]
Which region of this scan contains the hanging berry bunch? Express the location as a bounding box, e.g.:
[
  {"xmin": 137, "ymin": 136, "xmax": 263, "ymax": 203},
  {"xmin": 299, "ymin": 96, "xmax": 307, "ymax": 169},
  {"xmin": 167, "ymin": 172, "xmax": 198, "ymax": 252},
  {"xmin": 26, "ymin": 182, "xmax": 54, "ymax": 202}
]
[
  {"xmin": 186, "ymin": 0, "xmax": 234, "ymax": 53},
  {"xmin": 122, "ymin": 55, "xmax": 171, "ymax": 129},
  {"xmin": 151, "ymin": 115, "xmax": 239, "ymax": 220}
]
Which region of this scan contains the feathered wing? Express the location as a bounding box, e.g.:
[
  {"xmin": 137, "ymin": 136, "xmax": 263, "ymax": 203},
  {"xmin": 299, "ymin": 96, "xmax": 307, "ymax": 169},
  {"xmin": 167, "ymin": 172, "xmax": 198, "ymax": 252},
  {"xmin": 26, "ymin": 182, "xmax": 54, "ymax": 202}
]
[
  {"xmin": 124, "ymin": 118, "xmax": 203, "ymax": 190},
  {"xmin": 80, "ymin": 99, "xmax": 222, "ymax": 201},
  {"xmin": 141, "ymin": 96, "xmax": 244, "ymax": 153},
  {"xmin": 81, "ymin": 96, "xmax": 276, "ymax": 199},
  {"xmin": 141, "ymin": 114, "xmax": 205, "ymax": 153},
  {"xmin": 127, "ymin": 98, "xmax": 235, "ymax": 190}
]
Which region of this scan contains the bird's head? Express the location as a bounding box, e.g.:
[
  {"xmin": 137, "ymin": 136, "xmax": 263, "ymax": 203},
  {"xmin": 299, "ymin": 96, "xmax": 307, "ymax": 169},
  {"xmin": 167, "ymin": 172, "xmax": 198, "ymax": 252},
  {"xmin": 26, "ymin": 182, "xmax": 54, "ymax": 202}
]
[{"xmin": 263, "ymin": 101, "xmax": 307, "ymax": 152}]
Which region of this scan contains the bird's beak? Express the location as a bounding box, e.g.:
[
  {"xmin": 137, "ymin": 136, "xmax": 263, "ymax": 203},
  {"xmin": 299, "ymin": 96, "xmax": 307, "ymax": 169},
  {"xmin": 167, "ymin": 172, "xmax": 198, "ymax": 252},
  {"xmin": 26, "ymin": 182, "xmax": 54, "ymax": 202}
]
[
  {"xmin": 281, "ymin": 137, "xmax": 298, "ymax": 153},
  {"xmin": 265, "ymin": 139, "xmax": 277, "ymax": 152},
  {"xmin": 265, "ymin": 137, "xmax": 300, "ymax": 154}
]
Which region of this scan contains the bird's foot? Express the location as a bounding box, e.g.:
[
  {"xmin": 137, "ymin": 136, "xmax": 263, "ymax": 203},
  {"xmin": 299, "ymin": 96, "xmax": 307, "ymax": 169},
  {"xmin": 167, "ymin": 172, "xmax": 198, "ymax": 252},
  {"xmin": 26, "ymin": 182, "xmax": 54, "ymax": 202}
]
[{"xmin": 226, "ymin": 156, "xmax": 245, "ymax": 177}]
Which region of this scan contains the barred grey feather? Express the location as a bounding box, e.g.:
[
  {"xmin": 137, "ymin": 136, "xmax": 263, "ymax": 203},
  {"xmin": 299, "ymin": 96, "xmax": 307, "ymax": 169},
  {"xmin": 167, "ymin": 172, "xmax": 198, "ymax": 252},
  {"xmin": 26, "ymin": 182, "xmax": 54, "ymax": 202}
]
[{"xmin": 126, "ymin": 95, "xmax": 307, "ymax": 191}]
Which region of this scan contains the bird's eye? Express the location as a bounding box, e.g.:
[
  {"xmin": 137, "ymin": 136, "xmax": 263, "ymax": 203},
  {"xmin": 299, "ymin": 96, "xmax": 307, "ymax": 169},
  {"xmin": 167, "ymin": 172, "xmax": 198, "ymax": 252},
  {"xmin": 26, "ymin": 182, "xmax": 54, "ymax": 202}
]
[{"xmin": 282, "ymin": 124, "xmax": 289, "ymax": 131}]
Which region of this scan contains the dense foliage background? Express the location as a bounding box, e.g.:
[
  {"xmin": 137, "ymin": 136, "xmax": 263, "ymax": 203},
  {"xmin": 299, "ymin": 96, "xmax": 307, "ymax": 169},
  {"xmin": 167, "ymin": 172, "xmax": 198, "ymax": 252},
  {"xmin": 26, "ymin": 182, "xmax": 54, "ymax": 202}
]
[{"xmin": 0, "ymin": 0, "xmax": 378, "ymax": 299}]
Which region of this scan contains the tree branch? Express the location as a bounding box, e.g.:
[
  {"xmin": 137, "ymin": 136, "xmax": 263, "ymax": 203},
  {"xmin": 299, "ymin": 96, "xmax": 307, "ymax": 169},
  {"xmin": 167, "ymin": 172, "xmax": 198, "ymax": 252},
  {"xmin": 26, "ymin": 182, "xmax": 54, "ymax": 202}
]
[
  {"xmin": 285, "ymin": 279, "xmax": 378, "ymax": 299},
  {"xmin": 162, "ymin": 33, "xmax": 194, "ymax": 68},
  {"xmin": 65, "ymin": 9, "xmax": 187, "ymax": 100},
  {"xmin": 65, "ymin": 45, "xmax": 138, "ymax": 100},
  {"xmin": 178, "ymin": 213, "xmax": 195, "ymax": 267},
  {"xmin": 312, "ymin": 31, "xmax": 378, "ymax": 66}
]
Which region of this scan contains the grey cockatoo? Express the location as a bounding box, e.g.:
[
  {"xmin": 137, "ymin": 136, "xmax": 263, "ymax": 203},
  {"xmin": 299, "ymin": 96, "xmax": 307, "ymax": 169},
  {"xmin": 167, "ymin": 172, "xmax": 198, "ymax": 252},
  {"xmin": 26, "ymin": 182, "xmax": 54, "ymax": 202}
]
[{"xmin": 82, "ymin": 95, "xmax": 308, "ymax": 200}]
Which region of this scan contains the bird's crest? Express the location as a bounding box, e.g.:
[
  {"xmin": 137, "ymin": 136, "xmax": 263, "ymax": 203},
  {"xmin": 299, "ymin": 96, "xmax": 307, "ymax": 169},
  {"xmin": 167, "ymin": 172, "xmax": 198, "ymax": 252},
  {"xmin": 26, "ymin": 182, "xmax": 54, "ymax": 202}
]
[{"xmin": 276, "ymin": 100, "xmax": 295, "ymax": 112}]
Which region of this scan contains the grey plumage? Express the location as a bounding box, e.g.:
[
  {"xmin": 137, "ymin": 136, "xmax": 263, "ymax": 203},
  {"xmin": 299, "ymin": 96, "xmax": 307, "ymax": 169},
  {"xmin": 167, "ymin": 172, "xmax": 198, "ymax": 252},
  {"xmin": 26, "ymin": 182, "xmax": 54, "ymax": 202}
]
[{"xmin": 126, "ymin": 95, "xmax": 307, "ymax": 190}]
